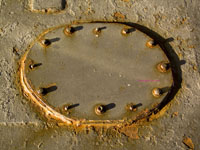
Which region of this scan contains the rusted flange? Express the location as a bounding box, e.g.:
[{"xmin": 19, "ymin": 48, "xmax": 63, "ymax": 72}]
[{"xmin": 19, "ymin": 22, "xmax": 175, "ymax": 127}]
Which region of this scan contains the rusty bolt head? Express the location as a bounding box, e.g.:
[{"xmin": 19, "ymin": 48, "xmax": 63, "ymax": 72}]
[
  {"xmin": 146, "ymin": 40, "xmax": 157, "ymax": 48},
  {"xmin": 95, "ymin": 105, "xmax": 105, "ymax": 115},
  {"xmin": 94, "ymin": 27, "xmax": 100, "ymax": 32},
  {"xmin": 37, "ymin": 88, "xmax": 45, "ymax": 95},
  {"xmin": 152, "ymin": 88, "xmax": 162, "ymax": 98},
  {"xmin": 93, "ymin": 27, "xmax": 101, "ymax": 37},
  {"xmin": 121, "ymin": 28, "xmax": 129, "ymax": 35},
  {"xmin": 29, "ymin": 64, "xmax": 34, "ymax": 69},
  {"xmin": 127, "ymin": 103, "xmax": 137, "ymax": 112},
  {"xmin": 64, "ymin": 26, "xmax": 75, "ymax": 35},
  {"xmin": 64, "ymin": 105, "xmax": 69, "ymax": 111},
  {"xmin": 41, "ymin": 39, "xmax": 51, "ymax": 47},
  {"xmin": 157, "ymin": 62, "xmax": 170, "ymax": 73}
]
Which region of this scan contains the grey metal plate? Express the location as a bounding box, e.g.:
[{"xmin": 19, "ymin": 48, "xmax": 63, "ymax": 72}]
[{"xmin": 24, "ymin": 22, "xmax": 172, "ymax": 120}]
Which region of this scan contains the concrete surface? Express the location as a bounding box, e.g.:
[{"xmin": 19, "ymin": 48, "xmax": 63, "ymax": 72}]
[{"xmin": 0, "ymin": 0, "xmax": 200, "ymax": 149}]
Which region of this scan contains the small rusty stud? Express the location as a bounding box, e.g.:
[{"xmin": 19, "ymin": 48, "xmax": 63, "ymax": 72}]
[
  {"xmin": 146, "ymin": 39, "xmax": 157, "ymax": 48},
  {"xmin": 93, "ymin": 27, "xmax": 102, "ymax": 37},
  {"xmin": 121, "ymin": 28, "xmax": 129, "ymax": 35},
  {"xmin": 41, "ymin": 39, "xmax": 51, "ymax": 47},
  {"xmin": 29, "ymin": 64, "xmax": 34, "ymax": 69},
  {"xmin": 64, "ymin": 26, "xmax": 75, "ymax": 35},
  {"xmin": 64, "ymin": 105, "xmax": 69, "ymax": 111},
  {"xmin": 95, "ymin": 105, "xmax": 105, "ymax": 115},
  {"xmin": 157, "ymin": 62, "xmax": 170, "ymax": 73},
  {"xmin": 127, "ymin": 103, "xmax": 137, "ymax": 112},
  {"xmin": 37, "ymin": 88, "xmax": 45, "ymax": 95},
  {"xmin": 94, "ymin": 27, "xmax": 100, "ymax": 33},
  {"xmin": 29, "ymin": 63, "xmax": 42, "ymax": 70},
  {"xmin": 152, "ymin": 88, "xmax": 162, "ymax": 98}
]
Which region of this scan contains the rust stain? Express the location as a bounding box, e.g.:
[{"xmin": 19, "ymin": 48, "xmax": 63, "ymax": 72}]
[
  {"xmin": 183, "ymin": 137, "xmax": 194, "ymax": 149},
  {"xmin": 171, "ymin": 111, "xmax": 178, "ymax": 118},
  {"xmin": 146, "ymin": 39, "xmax": 156, "ymax": 48},
  {"xmin": 114, "ymin": 12, "xmax": 126, "ymax": 20},
  {"xmin": 119, "ymin": 124, "xmax": 139, "ymax": 139}
]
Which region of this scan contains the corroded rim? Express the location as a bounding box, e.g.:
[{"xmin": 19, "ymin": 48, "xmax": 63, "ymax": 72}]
[{"xmin": 19, "ymin": 21, "xmax": 177, "ymax": 127}]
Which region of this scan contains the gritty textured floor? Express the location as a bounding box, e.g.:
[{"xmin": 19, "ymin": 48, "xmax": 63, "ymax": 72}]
[{"xmin": 0, "ymin": 0, "xmax": 200, "ymax": 150}]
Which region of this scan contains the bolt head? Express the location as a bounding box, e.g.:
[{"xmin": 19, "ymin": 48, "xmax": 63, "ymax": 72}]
[
  {"xmin": 95, "ymin": 105, "xmax": 105, "ymax": 115},
  {"xmin": 41, "ymin": 39, "xmax": 51, "ymax": 47},
  {"xmin": 121, "ymin": 28, "xmax": 129, "ymax": 35},
  {"xmin": 152, "ymin": 88, "xmax": 162, "ymax": 98},
  {"xmin": 29, "ymin": 64, "xmax": 34, "ymax": 69},
  {"xmin": 64, "ymin": 106, "xmax": 69, "ymax": 111},
  {"xmin": 146, "ymin": 40, "xmax": 156, "ymax": 48},
  {"xmin": 64, "ymin": 26, "xmax": 74, "ymax": 35},
  {"xmin": 127, "ymin": 103, "xmax": 137, "ymax": 112},
  {"xmin": 93, "ymin": 27, "xmax": 101, "ymax": 37},
  {"xmin": 157, "ymin": 62, "xmax": 170, "ymax": 73},
  {"xmin": 37, "ymin": 88, "xmax": 44, "ymax": 95}
]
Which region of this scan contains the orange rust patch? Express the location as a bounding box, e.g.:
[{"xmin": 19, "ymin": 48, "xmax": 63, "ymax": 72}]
[
  {"xmin": 114, "ymin": 12, "xmax": 126, "ymax": 20},
  {"xmin": 146, "ymin": 39, "xmax": 156, "ymax": 48},
  {"xmin": 120, "ymin": 125, "xmax": 139, "ymax": 139},
  {"xmin": 171, "ymin": 111, "xmax": 178, "ymax": 118},
  {"xmin": 183, "ymin": 137, "xmax": 194, "ymax": 149}
]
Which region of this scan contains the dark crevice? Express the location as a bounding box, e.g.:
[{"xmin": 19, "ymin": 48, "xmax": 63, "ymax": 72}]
[{"xmin": 61, "ymin": 0, "xmax": 66, "ymax": 10}]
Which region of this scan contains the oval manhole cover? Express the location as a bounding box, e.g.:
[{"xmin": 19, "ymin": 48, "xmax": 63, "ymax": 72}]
[{"xmin": 19, "ymin": 22, "xmax": 173, "ymax": 126}]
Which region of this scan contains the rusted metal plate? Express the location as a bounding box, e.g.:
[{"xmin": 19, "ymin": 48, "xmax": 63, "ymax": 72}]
[{"xmin": 19, "ymin": 22, "xmax": 173, "ymax": 126}]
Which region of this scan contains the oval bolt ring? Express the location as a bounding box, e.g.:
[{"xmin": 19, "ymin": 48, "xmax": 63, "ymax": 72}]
[{"xmin": 18, "ymin": 21, "xmax": 180, "ymax": 127}]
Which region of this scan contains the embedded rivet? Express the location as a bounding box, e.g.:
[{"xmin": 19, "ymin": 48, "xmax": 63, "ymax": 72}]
[
  {"xmin": 95, "ymin": 105, "xmax": 105, "ymax": 115},
  {"xmin": 152, "ymin": 88, "xmax": 162, "ymax": 98},
  {"xmin": 127, "ymin": 103, "xmax": 137, "ymax": 112},
  {"xmin": 93, "ymin": 27, "xmax": 102, "ymax": 37},
  {"xmin": 29, "ymin": 63, "xmax": 42, "ymax": 70},
  {"xmin": 157, "ymin": 62, "xmax": 170, "ymax": 73},
  {"xmin": 121, "ymin": 28, "xmax": 129, "ymax": 35},
  {"xmin": 29, "ymin": 64, "xmax": 34, "ymax": 69},
  {"xmin": 37, "ymin": 88, "xmax": 45, "ymax": 95},
  {"xmin": 64, "ymin": 26, "xmax": 75, "ymax": 35},
  {"xmin": 146, "ymin": 39, "xmax": 157, "ymax": 48},
  {"xmin": 64, "ymin": 105, "xmax": 69, "ymax": 111},
  {"xmin": 41, "ymin": 39, "xmax": 51, "ymax": 47}
]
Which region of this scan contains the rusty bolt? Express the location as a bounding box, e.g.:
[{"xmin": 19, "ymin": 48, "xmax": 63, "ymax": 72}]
[
  {"xmin": 152, "ymin": 88, "xmax": 162, "ymax": 98},
  {"xmin": 93, "ymin": 27, "xmax": 101, "ymax": 37},
  {"xmin": 157, "ymin": 62, "xmax": 170, "ymax": 73},
  {"xmin": 41, "ymin": 39, "xmax": 51, "ymax": 47},
  {"xmin": 37, "ymin": 88, "xmax": 45, "ymax": 95},
  {"xmin": 121, "ymin": 28, "xmax": 129, "ymax": 35},
  {"xmin": 64, "ymin": 26, "xmax": 75, "ymax": 35},
  {"xmin": 29, "ymin": 64, "xmax": 34, "ymax": 69},
  {"xmin": 127, "ymin": 103, "xmax": 137, "ymax": 112},
  {"xmin": 94, "ymin": 27, "xmax": 100, "ymax": 33},
  {"xmin": 146, "ymin": 39, "xmax": 157, "ymax": 48},
  {"xmin": 29, "ymin": 63, "xmax": 42, "ymax": 70},
  {"xmin": 95, "ymin": 105, "xmax": 105, "ymax": 115},
  {"xmin": 64, "ymin": 105, "xmax": 69, "ymax": 111}
]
